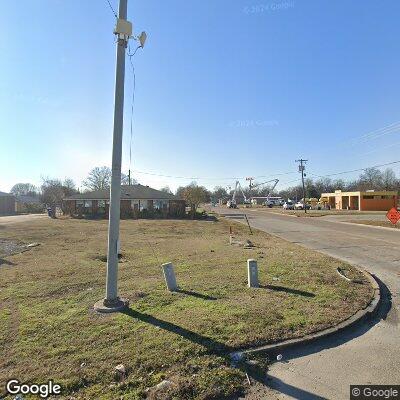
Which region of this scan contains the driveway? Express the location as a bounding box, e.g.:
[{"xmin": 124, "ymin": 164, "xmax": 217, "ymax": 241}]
[
  {"xmin": 211, "ymin": 206, "xmax": 400, "ymax": 399},
  {"xmin": 0, "ymin": 214, "xmax": 46, "ymax": 226}
]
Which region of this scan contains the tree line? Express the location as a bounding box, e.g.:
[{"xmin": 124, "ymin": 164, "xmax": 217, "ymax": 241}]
[
  {"xmin": 10, "ymin": 167, "xmax": 137, "ymax": 208},
  {"xmin": 175, "ymin": 167, "xmax": 400, "ymax": 209},
  {"xmin": 9, "ymin": 166, "xmax": 400, "ymax": 212}
]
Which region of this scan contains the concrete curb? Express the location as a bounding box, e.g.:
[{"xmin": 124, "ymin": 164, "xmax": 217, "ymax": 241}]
[
  {"xmin": 231, "ymin": 268, "xmax": 380, "ymax": 359},
  {"xmin": 328, "ymin": 219, "xmax": 400, "ymax": 233}
]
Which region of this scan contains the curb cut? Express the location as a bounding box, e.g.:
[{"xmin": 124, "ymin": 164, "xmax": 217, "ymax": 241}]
[{"xmin": 231, "ymin": 268, "xmax": 380, "ymax": 360}]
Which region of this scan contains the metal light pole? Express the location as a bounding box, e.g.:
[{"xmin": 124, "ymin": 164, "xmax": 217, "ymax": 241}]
[{"xmin": 94, "ymin": 0, "xmax": 131, "ymax": 312}]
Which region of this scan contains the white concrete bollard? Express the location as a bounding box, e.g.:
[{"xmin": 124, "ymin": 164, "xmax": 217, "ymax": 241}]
[
  {"xmin": 117, "ymin": 239, "xmax": 121, "ymax": 256},
  {"xmin": 162, "ymin": 262, "xmax": 178, "ymax": 291},
  {"xmin": 247, "ymin": 259, "xmax": 259, "ymax": 288}
]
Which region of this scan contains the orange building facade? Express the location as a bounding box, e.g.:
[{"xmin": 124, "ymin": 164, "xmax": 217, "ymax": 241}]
[{"xmin": 321, "ymin": 190, "xmax": 398, "ymax": 211}]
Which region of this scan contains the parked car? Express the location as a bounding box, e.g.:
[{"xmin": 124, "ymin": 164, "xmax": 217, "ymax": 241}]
[
  {"xmin": 283, "ymin": 201, "xmax": 294, "ymax": 210},
  {"xmin": 227, "ymin": 200, "xmax": 237, "ymax": 209},
  {"xmin": 294, "ymin": 202, "xmax": 311, "ymax": 210},
  {"xmin": 264, "ymin": 200, "xmax": 274, "ymax": 208},
  {"xmin": 264, "ymin": 198, "xmax": 285, "ymax": 208}
]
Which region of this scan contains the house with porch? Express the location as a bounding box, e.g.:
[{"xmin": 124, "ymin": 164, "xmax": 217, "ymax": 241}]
[{"xmin": 63, "ymin": 184, "xmax": 186, "ymax": 218}]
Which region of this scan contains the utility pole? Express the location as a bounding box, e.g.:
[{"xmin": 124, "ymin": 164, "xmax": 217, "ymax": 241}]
[
  {"xmin": 296, "ymin": 159, "xmax": 308, "ymax": 214},
  {"xmin": 246, "ymin": 177, "xmax": 254, "ymax": 191},
  {"xmin": 95, "ymin": 0, "xmax": 132, "ymax": 312}
]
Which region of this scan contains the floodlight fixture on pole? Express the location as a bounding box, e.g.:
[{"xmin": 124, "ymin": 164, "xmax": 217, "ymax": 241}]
[{"xmin": 138, "ymin": 31, "xmax": 147, "ymax": 48}]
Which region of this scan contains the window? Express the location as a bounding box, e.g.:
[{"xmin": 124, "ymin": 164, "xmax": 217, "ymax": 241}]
[
  {"xmin": 84, "ymin": 200, "xmax": 92, "ymax": 208},
  {"xmin": 154, "ymin": 200, "xmax": 168, "ymax": 210},
  {"xmin": 98, "ymin": 200, "xmax": 106, "ymax": 214},
  {"xmin": 131, "ymin": 200, "xmax": 139, "ymax": 211},
  {"xmin": 76, "ymin": 200, "xmax": 84, "ymax": 207},
  {"xmin": 363, "ymin": 196, "xmax": 374, "ymax": 200}
]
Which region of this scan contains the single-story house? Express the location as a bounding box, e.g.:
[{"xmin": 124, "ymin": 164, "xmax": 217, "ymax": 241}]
[
  {"xmin": 63, "ymin": 184, "xmax": 186, "ymax": 218},
  {"xmin": 0, "ymin": 191, "xmax": 16, "ymax": 215},
  {"xmin": 321, "ymin": 190, "xmax": 398, "ymax": 211}
]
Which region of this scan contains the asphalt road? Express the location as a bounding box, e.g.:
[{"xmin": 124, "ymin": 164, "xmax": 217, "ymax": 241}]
[{"xmin": 211, "ymin": 207, "xmax": 400, "ymax": 400}]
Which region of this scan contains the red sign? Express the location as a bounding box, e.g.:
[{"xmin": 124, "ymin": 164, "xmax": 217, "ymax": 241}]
[{"xmin": 386, "ymin": 207, "xmax": 400, "ymax": 225}]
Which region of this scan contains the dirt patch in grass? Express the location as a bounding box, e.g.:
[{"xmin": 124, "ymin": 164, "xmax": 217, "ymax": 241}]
[
  {"xmin": 0, "ymin": 217, "xmax": 373, "ymax": 399},
  {"xmin": 0, "ymin": 239, "xmax": 39, "ymax": 266},
  {"xmin": 0, "ymin": 239, "xmax": 28, "ymax": 258},
  {"xmin": 349, "ymin": 220, "xmax": 400, "ymax": 229}
]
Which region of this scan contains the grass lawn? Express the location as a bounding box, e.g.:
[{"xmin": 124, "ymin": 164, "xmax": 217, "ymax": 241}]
[
  {"xmin": 349, "ymin": 220, "xmax": 400, "ymax": 229},
  {"xmin": 0, "ymin": 216, "xmax": 373, "ymax": 399}
]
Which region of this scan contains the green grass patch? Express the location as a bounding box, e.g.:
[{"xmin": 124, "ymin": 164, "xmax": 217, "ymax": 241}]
[{"xmin": 0, "ymin": 217, "xmax": 372, "ymax": 399}]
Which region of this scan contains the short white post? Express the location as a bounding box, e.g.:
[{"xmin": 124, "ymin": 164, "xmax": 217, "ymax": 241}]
[
  {"xmin": 162, "ymin": 262, "xmax": 178, "ymax": 291},
  {"xmin": 117, "ymin": 239, "xmax": 121, "ymax": 256},
  {"xmin": 247, "ymin": 259, "xmax": 258, "ymax": 288}
]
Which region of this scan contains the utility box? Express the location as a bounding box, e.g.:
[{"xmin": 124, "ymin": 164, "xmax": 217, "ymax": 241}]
[
  {"xmin": 247, "ymin": 259, "xmax": 259, "ymax": 288},
  {"xmin": 162, "ymin": 262, "xmax": 178, "ymax": 291}
]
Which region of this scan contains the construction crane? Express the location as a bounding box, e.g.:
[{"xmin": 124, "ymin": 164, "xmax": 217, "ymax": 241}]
[
  {"xmin": 227, "ymin": 181, "xmax": 249, "ymax": 208},
  {"xmin": 249, "ymin": 179, "xmax": 279, "ymax": 206},
  {"xmin": 227, "ymin": 178, "xmax": 279, "ymax": 208}
]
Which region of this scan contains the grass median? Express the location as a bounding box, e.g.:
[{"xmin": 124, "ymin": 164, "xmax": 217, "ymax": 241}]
[{"xmin": 0, "ymin": 216, "xmax": 373, "ymax": 399}]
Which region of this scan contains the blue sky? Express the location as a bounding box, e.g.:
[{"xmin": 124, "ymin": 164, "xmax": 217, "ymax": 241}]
[{"xmin": 1, "ymin": 0, "xmax": 400, "ymax": 193}]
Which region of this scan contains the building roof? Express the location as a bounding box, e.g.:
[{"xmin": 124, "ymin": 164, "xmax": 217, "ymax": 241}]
[
  {"xmin": 16, "ymin": 195, "xmax": 42, "ymax": 204},
  {"xmin": 321, "ymin": 190, "xmax": 398, "ymax": 197},
  {"xmin": 64, "ymin": 184, "xmax": 182, "ymax": 201},
  {"xmin": 0, "ymin": 191, "xmax": 14, "ymax": 198}
]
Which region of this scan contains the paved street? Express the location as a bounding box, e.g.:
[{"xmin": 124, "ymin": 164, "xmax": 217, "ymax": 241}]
[{"xmin": 212, "ymin": 207, "xmax": 400, "ymax": 400}]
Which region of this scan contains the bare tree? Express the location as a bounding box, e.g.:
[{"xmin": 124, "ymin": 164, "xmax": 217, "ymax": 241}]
[
  {"xmin": 10, "ymin": 183, "xmax": 38, "ymax": 197},
  {"xmin": 83, "ymin": 167, "xmax": 112, "ymax": 191},
  {"xmin": 63, "ymin": 178, "xmax": 77, "ymax": 194},
  {"xmin": 178, "ymin": 182, "xmax": 210, "ymax": 218},
  {"xmin": 83, "ymin": 167, "xmax": 136, "ymax": 190},
  {"xmin": 212, "ymin": 186, "xmax": 228, "ymax": 201},
  {"xmin": 358, "ymin": 167, "xmax": 383, "ymax": 190},
  {"xmin": 381, "ymin": 168, "xmax": 398, "ymax": 190},
  {"xmin": 160, "ymin": 186, "xmax": 173, "ymax": 194},
  {"xmin": 40, "ymin": 178, "xmax": 78, "ymax": 216}
]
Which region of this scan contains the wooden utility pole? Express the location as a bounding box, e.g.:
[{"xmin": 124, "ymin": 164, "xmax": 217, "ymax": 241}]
[{"xmin": 296, "ymin": 159, "xmax": 308, "ymax": 214}]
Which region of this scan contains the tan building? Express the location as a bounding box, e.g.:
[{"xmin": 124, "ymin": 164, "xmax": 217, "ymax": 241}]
[{"xmin": 321, "ymin": 190, "xmax": 398, "ymax": 211}]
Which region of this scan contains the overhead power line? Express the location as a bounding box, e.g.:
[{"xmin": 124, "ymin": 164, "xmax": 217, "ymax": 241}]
[
  {"xmin": 359, "ymin": 141, "xmax": 400, "ymax": 157},
  {"xmin": 130, "ymin": 169, "xmax": 297, "ymax": 181},
  {"xmin": 105, "ymin": 0, "xmax": 118, "ymax": 18},
  {"xmin": 349, "ymin": 121, "xmax": 400, "ymax": 146},
  {"xmin": 308, "ymin": 159, "xmax": 400, "ymax": 179}
]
